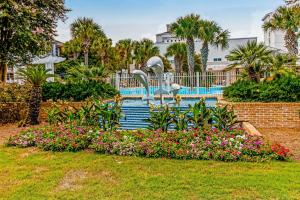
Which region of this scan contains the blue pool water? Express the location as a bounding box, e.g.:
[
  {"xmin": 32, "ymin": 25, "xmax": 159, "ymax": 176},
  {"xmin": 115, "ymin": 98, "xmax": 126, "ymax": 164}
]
[
  {"xmin": 122, "ymin": 98, "xmax": 217, "ymax": 107},
  {"xmin": 120, "ymin": 86, "xmax": 223, "ymax": 96}
]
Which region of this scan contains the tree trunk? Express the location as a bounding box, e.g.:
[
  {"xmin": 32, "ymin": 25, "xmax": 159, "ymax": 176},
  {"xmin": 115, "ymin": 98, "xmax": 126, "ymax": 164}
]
[
  {"xmin": 174, "ymin": 56, "xmax": 181, "ymax": 73},
  {"xmin": 201, "ymin": 41, "xmax": 209, "ymax": 73},
  {"xmin": 26, "ymin": 86, "xmax": 42, "ymax": 125},
  {"xmin": 84, "ymin": 51, "xmax": 89, "ymax": 66},
  {"xmin": 0, "ymin": 62, "xmax": 8, "ymax": 83},
  {"xmin": 248, "ymin": 67, "xmax": 259, "ymax": 83},
  {"xmin": 285, "ymin": 29, "xmax": 298, "ymax": 56},
  {"xmin": 186, "ymin": 38, "xmax": 195, "ymax": 87}
]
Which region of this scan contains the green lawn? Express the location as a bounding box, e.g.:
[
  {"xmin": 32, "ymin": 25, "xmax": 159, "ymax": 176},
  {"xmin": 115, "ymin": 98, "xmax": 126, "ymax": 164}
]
[{"xmin": 1, "ymin": 146, "xmax": 300, "ymax": 200}]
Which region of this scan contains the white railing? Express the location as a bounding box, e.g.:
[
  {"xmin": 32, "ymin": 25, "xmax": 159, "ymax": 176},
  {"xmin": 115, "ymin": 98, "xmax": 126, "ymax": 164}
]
[{"xmin": 110, "ymin": 71, "xmax": 240, "ymax": 96}]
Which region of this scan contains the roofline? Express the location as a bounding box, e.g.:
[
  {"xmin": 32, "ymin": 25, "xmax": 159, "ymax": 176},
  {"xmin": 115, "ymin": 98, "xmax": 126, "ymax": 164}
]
[
  {"xmin": 262, "ymin": 12, "xmax": 273, "ymax": 21},
  {"xmin": 228, "ymin": 37, "xmax": 257, "ymax": 41}
]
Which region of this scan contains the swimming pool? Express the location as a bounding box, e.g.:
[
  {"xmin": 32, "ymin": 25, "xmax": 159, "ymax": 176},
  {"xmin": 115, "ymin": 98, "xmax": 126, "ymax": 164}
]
[
  {"xmin": 120, "ymin": 86, "xmax": 223, "ymax": 96},
  {"xmin": 122, "ymin": 98, "xmax": 218, "ymax": 107}
]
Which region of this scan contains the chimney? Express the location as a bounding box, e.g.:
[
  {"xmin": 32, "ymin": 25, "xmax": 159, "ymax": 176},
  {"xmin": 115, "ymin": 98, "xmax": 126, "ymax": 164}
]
[{"xmin": 167, "ymin": 24, "xmax": 171, "ymax": 32}]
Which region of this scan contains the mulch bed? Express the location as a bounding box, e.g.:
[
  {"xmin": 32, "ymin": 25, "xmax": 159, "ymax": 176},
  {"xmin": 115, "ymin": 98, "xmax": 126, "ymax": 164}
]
[{"xmin": 259, "ymin": 128, "xmax": 300, "ymax": 161}]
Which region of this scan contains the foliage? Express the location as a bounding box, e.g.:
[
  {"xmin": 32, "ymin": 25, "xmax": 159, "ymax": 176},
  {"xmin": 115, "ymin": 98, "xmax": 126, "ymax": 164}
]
[
  {"xmin": 42, "ymin": 81, "xmax": 118, "ymax": 101},
  {"xmin": 0, "ymin": 83, "xmax": 30, "ymax": 124},
  {"xmin": 226, "ymin": 41, "xmax": 273, "ymax": 82},
  {"xmin": 54, "ymin": 59, "xmax": 82, "ymax": 75},
  {"xmin": 16, "ymin": 65, "xmax": 54, "ymax": 87},
  {"xmin": 0, "ymin": 0, "xmax": 68, "ymax": 82},
  {"xmin": 65, "ymin": 65, "xmax": 108, "ymax": 83},
  {"xmin": 46, "ymin": 99, "xmax": 123, "ymax": 131},
  {"xmin": 145, "ymin": 99, "xmax": 240, "ymax": 132},
  {"xmin": 91, "ymin": 128, "xmax": 290, "ymax": 162},
  {"xmin": 224, "ymin": 76, "xmax": 300, "ymax": 102},
  {"xmin": 212, "ymin": 106, "xmax": 239, "ymax": 131},
  {"xmin": 133, "ymin": 39, "xmax": 160, "ymax": 68},
  {"xmin": 198, "ymin": 20, "xmax": 230, "ymax": 72},
  {"xmin": 17, "ymin": 65, "xmax": 54, "ymax": 125},
  {"xmin": 7, "ymin": 125, "xmax": 96, "ymax": 152},
  {"xmin": 188, "ymin": 99, "xmax": 212, "ymax": 129},
  {"xmin": 145, "ymin": 105, "xmax": 173, "ymax": 132},
  {"xmin": 7, "ymin": 126, "xmax": 291, "ymax": 161},
  {"xmin": 263, "ymin": 5, "xmax": 300, "ymax": 55},
  {"xmin": 0, "ymin": 83, "xmax": 30, "ymax": 103},
  {"xmin": 170, "ymin": 14, "xmax": 201, "ymax": 78},
  {"xmin": 70, "ymin": 17, "xmax": 106, "ymax": 66},
  {"xmin": 171, "ymin": 107, "xmax": 190, "ymax": 131}
]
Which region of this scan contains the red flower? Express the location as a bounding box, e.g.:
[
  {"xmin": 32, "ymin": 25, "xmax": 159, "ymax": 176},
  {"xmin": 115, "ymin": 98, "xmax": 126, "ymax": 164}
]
[{"xmin": 271, "ymin": 144, "xmax": 290, "ymax": 158}]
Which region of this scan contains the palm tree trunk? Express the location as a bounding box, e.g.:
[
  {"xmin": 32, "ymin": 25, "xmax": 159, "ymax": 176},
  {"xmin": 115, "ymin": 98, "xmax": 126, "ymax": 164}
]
[
  {"xmin": 201, "ymin": 41, "xmax": 209, "ymax": 73},
  {"xmin": 84, "ymin": 51, "xmax": 89, "ymax": 66},
  {"xmin": 248, "ymin": 67, "xmax": 259, "ymax": 83},
  {"xmin": 0, "ymin": 62, "xmax": 8, "ymax": 83},
  {"xmin": 26, "ymin": 86, "xmax": 42, "ymax": 125},
  {"xmin": 186, "ymin": 38, "xmax": 195, "ymax": 87},
  {"xmin": 285, "ymin": 29, "xmax": 298, "ymax": 56},
  {"xmin": 174, "ymin": 56, "xmax": 180, "ymax": 73}
]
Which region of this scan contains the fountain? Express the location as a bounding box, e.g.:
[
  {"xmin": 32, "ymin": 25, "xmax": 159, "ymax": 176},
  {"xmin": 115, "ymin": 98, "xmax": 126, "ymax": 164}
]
[{"xmin": 132, "ymin": 56, "xmax": 181, "ymax": 105}]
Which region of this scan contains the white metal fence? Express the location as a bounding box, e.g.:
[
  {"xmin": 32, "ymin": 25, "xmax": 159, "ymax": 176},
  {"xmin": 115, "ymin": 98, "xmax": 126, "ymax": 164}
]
[{"xmin": 110, "ymin": 71, "xmax": 240, "ymax": 96}]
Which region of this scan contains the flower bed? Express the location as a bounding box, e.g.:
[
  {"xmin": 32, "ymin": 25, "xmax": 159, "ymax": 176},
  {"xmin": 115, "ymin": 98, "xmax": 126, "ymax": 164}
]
[{"xmin": 7, "ymin": 125, "xmax": 290, "ymax": 162}]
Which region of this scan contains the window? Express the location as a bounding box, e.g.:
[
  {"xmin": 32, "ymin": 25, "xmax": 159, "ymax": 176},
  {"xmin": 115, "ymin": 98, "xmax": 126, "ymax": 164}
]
[{"xmin": 213, "ymin": 58, "xmax": 222, "ymax": 62}]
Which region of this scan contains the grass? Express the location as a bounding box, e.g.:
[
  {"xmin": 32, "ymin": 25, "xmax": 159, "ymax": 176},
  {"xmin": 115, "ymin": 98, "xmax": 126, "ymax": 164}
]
[{"xmin": 0, "ymin": 146, "xmax": 300, "ymax": 200}]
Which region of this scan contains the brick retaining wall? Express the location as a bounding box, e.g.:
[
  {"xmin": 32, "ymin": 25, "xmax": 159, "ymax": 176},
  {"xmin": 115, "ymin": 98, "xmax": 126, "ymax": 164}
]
[{"xmin": 218, "ymin": 100, "xmax": 300, "ymax": 128}]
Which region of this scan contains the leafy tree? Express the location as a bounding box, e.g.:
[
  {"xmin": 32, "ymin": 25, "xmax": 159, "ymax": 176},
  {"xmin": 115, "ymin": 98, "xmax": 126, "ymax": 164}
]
[
  {"xmin": 266, "ymin": 53, "xmax": 297, "ymax": 80},
  {"xmin": 66, "ymin": 65, "xmax": 108, "ymax": 83},
  {"xmin": 16, "ymin": 65, "xmax": 53, "ymax": 125},
  {"xmin": 198, "ymin": 20, "xmax": 230, "ymax": 72},
  {"xmin": 226, "ymin": 41, "xmax": 273, "ymax": 82},
  {"xmin": 115, "ymin": 39, "xmax": 134, "ymax": 73},
  {"xmin": 0, "ymin": 0, "xmax": 68, "ymax": 82},
  {"xmin": 62, "ymin": 39, "xmax": 82, "ymax": 59},
  {"xmin": 70, "ymin": 17, "xmax": 106, "ymax": 66},
  {"xmin": 170, "ymin": 14, "xmax": 201, "ymax": 80},
  {"xmin": 165, "ymin": 42, "xmax": 187, "ymax": 73},
  {"xmin": 263, "ymin": 5, "xmax": 300, "ymax": 55},
  {"xmin": 91, "ymin": 37, "xmax": 115, "ymax": 68},
  {"xmin": 133, "ymin": 39, "xmax": 159, "ymax": 69}
]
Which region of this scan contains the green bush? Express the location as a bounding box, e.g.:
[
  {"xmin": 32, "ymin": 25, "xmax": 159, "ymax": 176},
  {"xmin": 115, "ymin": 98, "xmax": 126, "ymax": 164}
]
[
  {"xmin": 42, "ymin": 81, "xmax": 119, "ymax": 101},
  {"xmin": 224, "ymin": 76, "xmax": 300, "ymax": 102}
]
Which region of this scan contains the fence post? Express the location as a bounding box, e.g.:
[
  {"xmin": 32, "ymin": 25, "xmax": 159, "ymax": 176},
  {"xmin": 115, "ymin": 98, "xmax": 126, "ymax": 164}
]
[
  {"xmin": 115, "ymin": 73, "xmax": 120, "ymax": 90},
  {"xmin": 196, "ymin": 72, "xmax": 200, "ymax": 88},
  {"xmin": 225, "ymin": 71, "xmax": 231, "ymax": 86}
]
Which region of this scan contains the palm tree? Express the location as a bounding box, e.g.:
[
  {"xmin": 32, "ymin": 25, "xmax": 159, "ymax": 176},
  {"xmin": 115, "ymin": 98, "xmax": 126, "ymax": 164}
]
[
  {"xmin": 70, "ymin": 17, "xmax": 105, "ymax": 66},
  {"xmin": 133, "ymin": 39, "xmax": 159, "ymax": 69},
  {"xmin": 226, "ymin": 41, "xmax": 273, "ymax": 82},
  {"xmin": 263, "ymin": 5, "xmax": 300, "ymax": 55},
  {"xmin": 62, "ymin": 39, "xmax": 82, "ymax": 59},
  {"xmin": 92, "ymin": 37, "xmax": 113, "ymax": 66},
  {"xmin": 267, "ymin": 53, "xmax": 297, "ymax": 79},
  {"xmin": 170, "ymin": 14, "xmax": 201, "ymax": 80},
  {"xmin": 165, "ymin": 42, "xmax": 187, "ymax": 73},
  {"xmin": 115, "ymin": 39, "xmax": 134, "ymax": 74},
  {"xmin": 16, "ymin": 65, "xmax": 53, "ymax": 125},
  {"xmin": 198, "ymin": 20, "xmax": 230, "ymax": 73},
  {"xmin": 66, "ymin": 65, "xmax": 108, "ymax": 83}
]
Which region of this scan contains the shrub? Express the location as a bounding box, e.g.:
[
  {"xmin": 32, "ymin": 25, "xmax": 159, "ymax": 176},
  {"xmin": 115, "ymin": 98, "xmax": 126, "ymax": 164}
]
[
  {"xmin": 7, "ymin": 125, "xmax": 291, "ymax": 161},
  {"xmin": 7, "ymin": 125, "xmax": 97, "ymax": 152},
  {"xmin": 0, "ymin": 83, "xmax": 30, "ymax": 124},
  {"xmin": 224, "ymin": 76, "xmax": 300, "ymax": 102},
  {"xmin": 145, "ymin": 100, "xmax": 239, "ymax": 132},
  {"xmin": 90, "ymin": 129, "xmax": 290, "ymax": 162},
  {"xmin": 42, "ymin": 81, "xmax": 118, "ymax": 101},
  {"xmin": 46, "ymin": 99, "xmax": 123, "ymax": 131}
]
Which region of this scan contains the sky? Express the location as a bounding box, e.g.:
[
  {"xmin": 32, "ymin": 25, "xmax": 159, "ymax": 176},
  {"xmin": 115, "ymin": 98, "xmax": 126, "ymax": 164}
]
[{"xmin": 56, "ymin": 0, "xmax": 285, "ymax": 43}]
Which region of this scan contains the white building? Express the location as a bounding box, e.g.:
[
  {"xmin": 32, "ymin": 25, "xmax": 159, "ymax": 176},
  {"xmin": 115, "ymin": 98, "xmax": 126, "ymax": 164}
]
[
  {"xmin": 155, "ymin": 25, "xmax": 257, "ymax": 72},
  {"xmin": 262, "ymin": 0, "xmax": 300, "ymax": 54}
]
